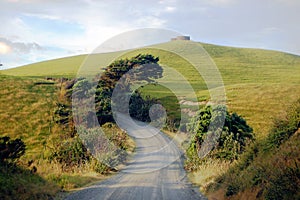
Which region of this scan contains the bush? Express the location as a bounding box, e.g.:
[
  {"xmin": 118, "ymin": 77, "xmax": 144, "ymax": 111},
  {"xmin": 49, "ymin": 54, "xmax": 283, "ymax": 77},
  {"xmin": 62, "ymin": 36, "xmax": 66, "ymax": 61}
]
[
  {"xmin": 93, "ymin": 161, "xmax": 110, "ymax": 174},
  {"xmin": 129, "ymin": 91, "xmax": 155, "ymax": 122},
  {"xmin": 185, "ymin": 105, "xmax": 253, "ymax": 171},
  {"xmin": 226, "ymin": 183, "xmax": 240, "ymax": 196},
  {"xmin": 264, "ymin": 98, "xmax": 300, "ymax": 151},
  {"xmin": 265, "ymin": 164, "xmax": 300, "ymax": 200},
  {"xmin": 0, "ymin": 136, "xmax": 26, "ymax": 165},
  {"xmin": 49, "ymin": 136, "xmax": 90, "ymax": 171},
  {"xmin": 95, "ymin": 54, "xmax": 162, "ymax": 125}
]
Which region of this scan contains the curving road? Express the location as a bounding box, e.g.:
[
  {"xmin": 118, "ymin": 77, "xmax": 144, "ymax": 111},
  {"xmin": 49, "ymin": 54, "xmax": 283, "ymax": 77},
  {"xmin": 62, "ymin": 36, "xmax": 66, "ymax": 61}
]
[{"xmin": 65, "ymin": 114, "xmax": 206, "ymax": 200}]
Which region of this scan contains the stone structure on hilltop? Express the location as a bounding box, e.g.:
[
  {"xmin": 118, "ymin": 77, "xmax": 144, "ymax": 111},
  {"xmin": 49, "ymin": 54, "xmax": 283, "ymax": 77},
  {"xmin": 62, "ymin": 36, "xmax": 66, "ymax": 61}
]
[{"xmin": 171, "ymin": 36, "xmax": 190, "ymax": 41}]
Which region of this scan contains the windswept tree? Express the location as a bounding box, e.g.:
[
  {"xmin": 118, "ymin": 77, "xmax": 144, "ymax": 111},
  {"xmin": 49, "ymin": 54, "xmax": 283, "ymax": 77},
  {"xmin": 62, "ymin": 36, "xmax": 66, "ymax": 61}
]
[{"xmin": 95, "ymin": 54, "xmax": 162, "ymax": 125}]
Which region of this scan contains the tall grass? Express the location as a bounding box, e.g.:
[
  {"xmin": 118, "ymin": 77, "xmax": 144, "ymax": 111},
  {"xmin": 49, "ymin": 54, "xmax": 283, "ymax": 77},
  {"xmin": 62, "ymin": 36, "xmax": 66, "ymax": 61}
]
[
  {"xmin": 0, "ymin": 75, "xmax": 134, "ymax": 198},
  {"xmin": 0, "ymin": 75, "xmax": 56, "ymax": 158},
  {"xmin": 205, "ymin": 99, "xmax": 300, "ymax": 199}
]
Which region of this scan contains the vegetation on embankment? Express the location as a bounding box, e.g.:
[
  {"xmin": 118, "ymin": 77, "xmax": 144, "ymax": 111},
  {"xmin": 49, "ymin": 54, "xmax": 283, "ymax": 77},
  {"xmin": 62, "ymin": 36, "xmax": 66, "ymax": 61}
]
[
  {"xmin": 0, "ymin": 136, "xmax": 59, "ymax": 199},
  {"xmin": 0, "ymin": 54, "xmax": 161, "ymax": 199},
  {"xmin": 0, "ymin": 74, "xmax": 134, "ymax": 199},
  {"xmin": 189, "ymin": 99, "xmax": 300, "ymax": 200}
]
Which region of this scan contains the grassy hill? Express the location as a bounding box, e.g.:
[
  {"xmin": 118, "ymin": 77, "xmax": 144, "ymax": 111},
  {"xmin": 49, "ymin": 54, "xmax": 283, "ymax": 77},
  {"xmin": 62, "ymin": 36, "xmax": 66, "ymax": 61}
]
[
  {"xmin": 1, "ymin": 51, "xmax": 127, "ymax": 78},
  {"xmin": 4, "ymin": 41, "xmax": 300, "ymax": 84},
  {"xmin": 2, "ymin": 55, "xmax": 86, "ymax": 77},
  {"xmin": 1, "ymin": 40, "xmax": 299, "ymax": 199},
  {"xmin": 3, "ymin": 40, "xmax": 299, "ymax": 136}
]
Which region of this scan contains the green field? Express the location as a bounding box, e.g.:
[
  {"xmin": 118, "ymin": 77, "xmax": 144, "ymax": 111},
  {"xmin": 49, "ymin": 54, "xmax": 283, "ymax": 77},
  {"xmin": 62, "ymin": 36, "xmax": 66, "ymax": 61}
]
[
  {"xmin": 2, "ymin": 40, "xmax": 300, "ymax": 137},
  {"xmin": 0, "ymin": 75, "xmax": 56, "ymax": 157},
  {"xmin": 1, "ymin": 40, "xmax": 300, "ymax": 198}
]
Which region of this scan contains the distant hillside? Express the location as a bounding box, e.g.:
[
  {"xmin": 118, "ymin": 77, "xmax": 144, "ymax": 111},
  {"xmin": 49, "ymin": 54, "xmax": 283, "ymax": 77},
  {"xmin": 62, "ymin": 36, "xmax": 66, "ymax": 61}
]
[
  {"xmin": 2, "ymin": 41, "xmax": 300, "ymax": 80},
  {"xmin": 2, "ymin": 54, "xmax": 87, "ymax": 77},
  {"xmin": 2, "ymin": 40, "xmax": 300, "ymax": 137}
]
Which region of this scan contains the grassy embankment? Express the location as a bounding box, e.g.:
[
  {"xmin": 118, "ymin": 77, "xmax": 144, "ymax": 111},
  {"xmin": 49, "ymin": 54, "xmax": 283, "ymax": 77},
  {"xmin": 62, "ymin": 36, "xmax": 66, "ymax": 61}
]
[
  {"xmin": 0, "ymin": 75, "xmax": 134, "ymax": 199},
  {"xmin": 205, "ymin": 98, "xmax": 300, "ymax": 199}
]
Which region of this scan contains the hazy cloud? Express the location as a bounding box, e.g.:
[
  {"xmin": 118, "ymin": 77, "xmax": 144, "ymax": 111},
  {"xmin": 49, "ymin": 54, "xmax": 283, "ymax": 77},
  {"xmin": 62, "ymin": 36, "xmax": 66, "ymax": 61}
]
[{"xmin": 0, "ymin": 38, "xmax": 43, "ymax": 54}]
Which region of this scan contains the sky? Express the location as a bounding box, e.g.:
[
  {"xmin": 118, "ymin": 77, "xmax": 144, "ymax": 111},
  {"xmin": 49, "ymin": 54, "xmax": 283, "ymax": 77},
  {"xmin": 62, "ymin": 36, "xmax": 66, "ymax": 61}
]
[{"xmin": 0, "ymin": 0, "xmax": 300, "ymax": 69}]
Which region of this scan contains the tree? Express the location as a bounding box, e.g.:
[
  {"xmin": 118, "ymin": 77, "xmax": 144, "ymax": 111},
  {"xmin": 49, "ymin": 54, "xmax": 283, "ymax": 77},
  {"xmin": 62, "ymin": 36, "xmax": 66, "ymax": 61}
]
[
  {"xmin": 95, "ymin": 54, "xmax": 162, "ymax": 125},
  {"xmin": 129, "ymin": 91, "xmax": 160, "ymax": 122}
]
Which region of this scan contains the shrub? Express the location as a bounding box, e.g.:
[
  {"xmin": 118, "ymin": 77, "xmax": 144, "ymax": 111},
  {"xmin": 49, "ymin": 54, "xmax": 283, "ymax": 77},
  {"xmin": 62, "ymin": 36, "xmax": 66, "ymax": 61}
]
[
  {"xmin": 93, "ymin": 161, "xmax": 110, "ymax": 174},
  {"xmin": 130, "ymin": 91, "xmax": 154, "ymax": 122},
  {"xmin": 0, "ymin": 136, "xmax": 26, "ymax": 165},
  {"xmin": 49, "ymin": 136, "xmax": 90, "ymax": 171},
  {"xmin": 264, "ymin": 98, "xmax": 300, "ymax": 151},
  {"xmin": 94, "ymin": 54, "xmax": 162, "ymax": 125},
  {"xmin": 226, "ymin": 183, "xmax": 240, "ymax": 196},
  {"xmin": 185, "ymin": 105, "xmax": 253, "ymax": 171},
  {"xmin": 265, "ymin": 164, "xmax": 300, "ymax": 200}
]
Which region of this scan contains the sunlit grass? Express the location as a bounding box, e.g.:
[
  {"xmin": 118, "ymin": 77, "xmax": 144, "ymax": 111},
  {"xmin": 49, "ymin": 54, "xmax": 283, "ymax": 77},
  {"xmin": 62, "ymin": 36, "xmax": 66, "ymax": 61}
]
[
  {"xmin": 188, "ymin": 159, "xmax": 231, "ymax": 193},
  {"xmin": 1, "ymin": 41, "xmax": 300, "ymax": 198},
  {"xmin": 225, "ymin": 83, "xmax": 300, "ymax": 137},
  {"xmin": 0, "ymin": 76, "xmax": 56, "ymax": 157}
]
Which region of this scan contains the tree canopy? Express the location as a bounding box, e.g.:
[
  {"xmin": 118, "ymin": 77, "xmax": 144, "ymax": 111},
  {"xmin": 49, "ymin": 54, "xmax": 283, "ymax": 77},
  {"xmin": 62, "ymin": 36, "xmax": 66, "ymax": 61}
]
[{"xmin": 95, "ymin": 54, "xmax": 162, "ymax": 125}]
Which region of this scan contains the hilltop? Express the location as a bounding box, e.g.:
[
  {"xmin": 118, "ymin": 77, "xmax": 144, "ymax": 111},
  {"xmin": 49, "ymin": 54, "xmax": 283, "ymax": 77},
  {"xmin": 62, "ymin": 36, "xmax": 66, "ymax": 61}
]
[{"xmin": 2, "ymin": 41, "xmax": 300, "ymax": 81}]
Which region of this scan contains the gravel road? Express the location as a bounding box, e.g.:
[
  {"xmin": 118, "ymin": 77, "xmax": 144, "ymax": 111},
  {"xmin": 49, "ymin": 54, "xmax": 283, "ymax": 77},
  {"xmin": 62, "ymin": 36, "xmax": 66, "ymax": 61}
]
[{"xmin": 65, "ymin": 114, "xmax": 206, "ymax": 200}]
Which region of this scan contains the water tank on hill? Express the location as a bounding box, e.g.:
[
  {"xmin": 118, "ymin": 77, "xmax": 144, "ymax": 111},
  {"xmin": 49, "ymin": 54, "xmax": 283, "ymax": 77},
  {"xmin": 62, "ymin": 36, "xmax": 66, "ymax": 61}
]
[{"xmin": 171, "ymin": 36, "xmax": 190, "ymax": 41}]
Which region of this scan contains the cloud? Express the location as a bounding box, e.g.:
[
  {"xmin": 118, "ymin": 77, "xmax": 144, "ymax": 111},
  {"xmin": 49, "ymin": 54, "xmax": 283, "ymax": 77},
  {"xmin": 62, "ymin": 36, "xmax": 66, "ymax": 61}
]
[
  {"xmin": 0, "ymin": 38, "xmax": 43, "ymax": 54},
  {"xmin": 203, "ymin": 0, "xmax": 237, "ymax": 6},
  {"xmin": 0, "ymin": 37, "xmax": 45, "ymax": 69},
  {"xmin": 275, "ymin": 0, "xmax": 300, "ymax": 6},
  {"xmin": 0, "ymin": 37, "xmax": 74, "ymax": 69},
  {"xmin": 0, "ymin": 0, "xmax": 300, "ymax": 69},
  {"xmin": 0, "ymin": 0, "xmax": 172, "ymax": 53}
]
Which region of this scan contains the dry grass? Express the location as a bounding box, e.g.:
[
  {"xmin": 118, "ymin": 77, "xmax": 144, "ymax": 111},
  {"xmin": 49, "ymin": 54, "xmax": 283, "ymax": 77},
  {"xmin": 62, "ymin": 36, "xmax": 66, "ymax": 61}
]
[
  {"xmin": 0, "ymin": 75, "xmax": 129, "ymax": 198},
  {"xmin": 0, "ymin": 76, "xmax": 56, "ymax": 157},
  {"xmin": 188, "ymin": 160, "xmax": 231, "ymax": 193},
  {"xmin": 225, "ymin": 83, "xmax": 300, "ymax": 137}
]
